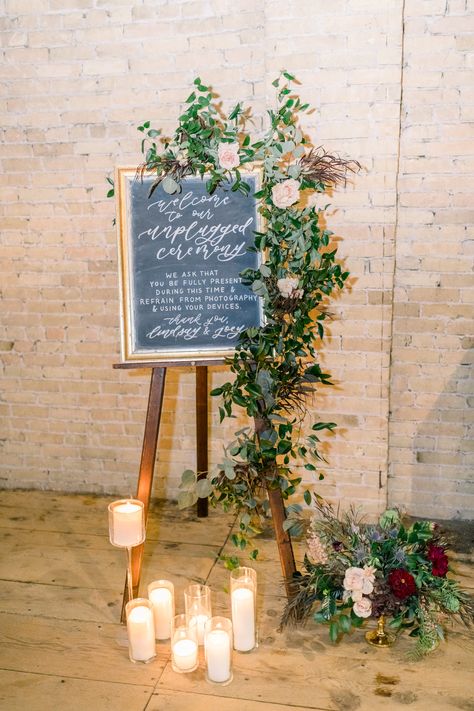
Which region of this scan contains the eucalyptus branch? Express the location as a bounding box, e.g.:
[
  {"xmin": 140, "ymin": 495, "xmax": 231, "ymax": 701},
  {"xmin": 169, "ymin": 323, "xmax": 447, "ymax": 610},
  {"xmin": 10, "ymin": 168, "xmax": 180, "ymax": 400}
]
[{"xmin": 128, "ymin": 74, "xmax": 362, "ymax": 562}]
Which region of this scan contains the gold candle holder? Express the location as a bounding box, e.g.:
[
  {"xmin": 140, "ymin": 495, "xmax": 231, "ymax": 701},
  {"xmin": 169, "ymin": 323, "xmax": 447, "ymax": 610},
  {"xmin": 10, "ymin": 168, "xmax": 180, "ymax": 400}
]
[{"xmin": 365, "ymin": 615, "xmax": 395, "ymax": 647}]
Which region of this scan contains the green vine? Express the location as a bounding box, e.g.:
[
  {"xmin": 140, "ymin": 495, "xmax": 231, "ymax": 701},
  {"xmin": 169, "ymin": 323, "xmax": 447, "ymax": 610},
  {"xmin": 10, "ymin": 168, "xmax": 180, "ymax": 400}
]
[{"xmin": 121, "ymin": 72, "xmax": 360, "ymax": 566}]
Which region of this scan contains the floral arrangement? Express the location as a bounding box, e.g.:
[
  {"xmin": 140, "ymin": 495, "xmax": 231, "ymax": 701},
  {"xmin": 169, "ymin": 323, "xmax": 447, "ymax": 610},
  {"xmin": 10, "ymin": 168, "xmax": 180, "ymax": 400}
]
[
  {"xmin": 281, "ymin": 500, "xmax": 474, "ymax": 657},
  {"xmin": 172, "ymin": 74, "xmax": 359, "ymax": 561},
  {"xmin": 109, "ymin": 73, "xmax": 359, "ymax": 565}
]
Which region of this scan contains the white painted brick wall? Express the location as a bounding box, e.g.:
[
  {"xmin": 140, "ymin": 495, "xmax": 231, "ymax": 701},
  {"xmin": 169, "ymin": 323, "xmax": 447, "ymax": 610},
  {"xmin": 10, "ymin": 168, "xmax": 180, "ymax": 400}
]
[
  {"xmin": 388, "ymin": 0, "xmax": 474, "ymax": 520},
  {"xmin": 0, "ymin": 0, "xmax": 472, "ymax": 520}
]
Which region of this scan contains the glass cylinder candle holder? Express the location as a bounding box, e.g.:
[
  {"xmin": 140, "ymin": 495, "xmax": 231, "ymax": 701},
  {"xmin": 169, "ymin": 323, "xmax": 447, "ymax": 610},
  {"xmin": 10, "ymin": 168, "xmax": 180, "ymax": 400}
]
[
  {"xmin": 148, "ymin": 580, "xmax": 175, "ymax": 640},
  {"xmin": 184, "ymin": 583, "xmax": 212, "ymax": 645},
  {"xmin": 171, "ymin": 613, "xmax": 199, "ymax": 673},
  {"xmin": 230, "ymin": 566, "xmax": 257, "ymax": 653},
  {"xmin": 108, "ymin": 499, "xmax": 145, "ymax": 548},
  {"xmin": 204, "ymin": 616, "xmax": 233, "ymax": 685},
  {"xmin": 125, "ymin": 598, "xmax": 156, "ymax": 664}
]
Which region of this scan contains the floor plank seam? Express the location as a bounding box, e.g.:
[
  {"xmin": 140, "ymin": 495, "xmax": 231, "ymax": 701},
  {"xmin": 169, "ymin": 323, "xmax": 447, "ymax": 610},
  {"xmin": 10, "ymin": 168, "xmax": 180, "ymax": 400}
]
[
  {"xmin": 153, "ymin": 683, "xmax": 333, "ymax": 710},
  {"xmin": 0, "ymin": 666, "xmax": 158, "ymax": 688}
]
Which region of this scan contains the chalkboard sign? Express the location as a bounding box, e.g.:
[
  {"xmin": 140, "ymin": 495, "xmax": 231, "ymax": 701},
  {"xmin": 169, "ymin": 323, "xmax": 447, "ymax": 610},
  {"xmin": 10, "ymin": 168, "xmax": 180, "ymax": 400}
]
[{"xmin": 116, "ymin": 167, "xmax": 263, "ymax": 363}]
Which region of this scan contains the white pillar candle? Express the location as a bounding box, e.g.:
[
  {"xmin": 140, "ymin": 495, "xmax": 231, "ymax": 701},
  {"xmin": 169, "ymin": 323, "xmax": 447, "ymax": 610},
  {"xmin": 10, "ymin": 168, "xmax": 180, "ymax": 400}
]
[
  {"xmin": 190, "ymin": 613, "xmax": 210, "ymax": 646},
  {"xmin": 149, "ymin": 586, "xmax": 173, "ymax": 640},
  {"xmin": 127, "ymin": 604, "xmax": 156, "ymax": 662},
  {"xmin": 172, "ymin": 638, "xmax": 198, "ymax": 672},
  {"xmin": 206, "ymin": 629, "xmax": 231, "ymax": 683},
  {"xmin": 231, "ymin": 587, "xmax": 255, "ymax": 652},
  {"xmin": 111, "ymin": 501, "xmax": 143, "ymax": 547}
]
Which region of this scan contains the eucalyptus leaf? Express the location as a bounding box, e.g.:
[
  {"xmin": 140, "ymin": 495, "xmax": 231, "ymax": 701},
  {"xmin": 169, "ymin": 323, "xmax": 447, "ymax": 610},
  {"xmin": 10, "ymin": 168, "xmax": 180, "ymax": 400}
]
[
  {"xmin": 240, "ymin": 512, "xmax": 251, "ymax": 527},
  {"xmin": 196, "ymin": 478, "xmax": 213, "ymax": 498},
  {"xmin": 181, "ymin": 469, "xmax": 196, "ymax": 487},
  {"xmin": 287, "ymin": 164, "xmax": 301, "ymax": 179},
  {"xmin": 281, "ymin": 140, "xmax": 295, "ymax": 154},
  {"xmin": 223, "ymin": 460, "xmax": 236, "ymax": 480},
  {"xmin": 178, "ymin": 490, "xmax": 197, "ymax": 510}
]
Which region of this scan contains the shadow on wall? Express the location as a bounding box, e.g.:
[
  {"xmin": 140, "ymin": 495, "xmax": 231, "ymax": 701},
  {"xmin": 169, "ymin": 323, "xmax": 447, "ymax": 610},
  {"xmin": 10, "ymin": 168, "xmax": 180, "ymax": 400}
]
[{"xmin": 389, "ymin": 340, "xmax": 473, "ymax": 521}]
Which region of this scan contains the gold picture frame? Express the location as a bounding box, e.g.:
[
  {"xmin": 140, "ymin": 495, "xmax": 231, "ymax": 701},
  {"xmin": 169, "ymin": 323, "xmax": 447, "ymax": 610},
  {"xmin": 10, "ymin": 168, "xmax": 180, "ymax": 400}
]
[{"xmin": 115, "ymin": 166, "xmax": 263, "ymax": 364}]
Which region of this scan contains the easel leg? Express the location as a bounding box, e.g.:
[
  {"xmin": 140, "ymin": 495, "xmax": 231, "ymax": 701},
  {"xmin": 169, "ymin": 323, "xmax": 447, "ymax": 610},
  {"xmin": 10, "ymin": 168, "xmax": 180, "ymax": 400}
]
[
  {"xmin": 196, "ymin": 365, "xmax": 208, "ymax": 518},
  {"xmin": 120, "ymin": 367, "xmax": 167, "ymax": 621},
  {"xmin": 266, "ymin": 486, "xmax": 298, "ymax": 598}
]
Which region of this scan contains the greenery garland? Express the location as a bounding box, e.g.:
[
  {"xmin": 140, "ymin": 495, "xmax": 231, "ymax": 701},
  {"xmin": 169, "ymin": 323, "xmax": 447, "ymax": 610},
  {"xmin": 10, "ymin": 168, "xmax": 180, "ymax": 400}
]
[{"xmin": 112, "ymin": 72, "xmax": 359, "ymax": 566}]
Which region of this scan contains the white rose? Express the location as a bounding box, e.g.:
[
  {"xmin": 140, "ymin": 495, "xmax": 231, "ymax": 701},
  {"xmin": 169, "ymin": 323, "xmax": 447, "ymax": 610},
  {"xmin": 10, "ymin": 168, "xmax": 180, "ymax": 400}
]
[
  {"xmin": 277, "ymin": 277, "xmax": 302, "ymax": 299},
  {"xmin": 343, "ymin": 567, "xmax": 365, "ymax": 593},
  {"xmin": 353, "ymin": 597, "xmax": 372, "ymax": 619},
  {"xmin": 218, "ymin": 142, "xmax": 240, "ymax": 170},
  {"xmin": 271, "ymin": 178, "xmax": 300, "ymax": 209}
]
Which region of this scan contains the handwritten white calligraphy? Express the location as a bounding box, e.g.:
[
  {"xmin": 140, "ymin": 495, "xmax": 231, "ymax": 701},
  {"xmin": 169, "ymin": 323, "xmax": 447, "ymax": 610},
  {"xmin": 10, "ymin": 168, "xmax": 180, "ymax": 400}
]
[{"xmin": 137, "ymin": 189, "xmax": 253, "ymax": 263}]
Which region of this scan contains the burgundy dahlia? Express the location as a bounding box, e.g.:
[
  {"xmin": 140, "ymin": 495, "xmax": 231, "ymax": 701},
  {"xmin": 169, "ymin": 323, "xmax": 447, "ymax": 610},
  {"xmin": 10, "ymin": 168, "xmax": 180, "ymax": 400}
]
[
  {"xmin": 427, "ymin": 543, "xmax": 449, "ymax": 577},
  {"xmin": 388, "ymin": 568, "xmax": 417, "ymax": 600}
]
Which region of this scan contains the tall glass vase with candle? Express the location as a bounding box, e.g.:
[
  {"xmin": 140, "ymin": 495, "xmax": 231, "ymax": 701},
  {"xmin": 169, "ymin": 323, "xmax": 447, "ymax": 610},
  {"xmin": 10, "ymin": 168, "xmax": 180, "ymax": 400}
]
[
  {"xmin": 230, "ymin": 566, "xmax": 257, "ymax": 652},
  {"xmin": 171, "ymin": 614, "xmax": 199, "ymax": 673},
  {"xmin": 125, "ymin": 598, "xmax": 156, "ymax": 663},
  {"xmin": 184, "ymin": 583, "xmax": 212, "ymax": 645},
  {"xmin": 108, "ymin": 499, "xmax": 145, "ymax": 603},
  {"xmin": 204, "ymin": 616, "xmax": 233, "ymax": 685}
]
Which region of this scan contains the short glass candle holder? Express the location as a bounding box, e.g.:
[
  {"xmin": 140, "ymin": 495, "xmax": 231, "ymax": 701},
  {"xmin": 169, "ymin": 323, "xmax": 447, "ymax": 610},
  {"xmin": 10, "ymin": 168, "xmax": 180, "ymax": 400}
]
[
  {"xmin": 204, "ymin": 616, "xmax": 233, "ymax": 685},
  {"xmin": 171, "ymin": 613, "xmax": 199, "ymax": 673},
  {"xmin": 230, "ymin": 566, "xmax": 257, "ymax": 653},
  {"xmin": 148, "ymin": 579, "xmax": 175, "ymax": 640},
  {"xmin": 108, "ymin": 499, "xmax": 145, "ymax": 548},
  {"xmin": 125, "ymin": 598, "xmax": 156, "ymax": 664},
  {"xmin": 184, "ymin": 583, "xmax": 212, "ymax": 646}
]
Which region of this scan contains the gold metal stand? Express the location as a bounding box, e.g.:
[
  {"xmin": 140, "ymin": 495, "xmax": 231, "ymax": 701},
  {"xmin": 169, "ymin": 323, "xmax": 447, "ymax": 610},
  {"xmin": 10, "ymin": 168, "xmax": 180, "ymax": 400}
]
[{"xmin": 365, "ymin": 615, "xmax": 395, "ymax": 647}]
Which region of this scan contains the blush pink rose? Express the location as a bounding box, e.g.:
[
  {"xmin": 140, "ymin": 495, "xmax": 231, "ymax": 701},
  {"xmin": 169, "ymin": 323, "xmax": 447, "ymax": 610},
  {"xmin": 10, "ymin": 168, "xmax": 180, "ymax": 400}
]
[
  {"xmin": 343, "ymin": 567, "xmax": 365, "ymax": 592},
  {"xmin": 271, "ymin": 178, "xmax": 300, "ymax": 209},
  {"xmin": 218, "ymin": 142, "xmax": 240, "ymax": 170},
  {"xmin": 353, "ymin": 597, "xmax": 372, "ymax": 618},
  {"xmin": 343, "ymin": 566, "xmax": 374, "ymax": 595}
]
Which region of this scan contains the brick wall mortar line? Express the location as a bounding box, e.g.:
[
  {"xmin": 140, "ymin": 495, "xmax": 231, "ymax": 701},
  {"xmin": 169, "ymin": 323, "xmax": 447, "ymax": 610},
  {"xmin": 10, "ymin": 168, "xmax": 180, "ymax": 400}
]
[{"xmin": 387, "ymin": 0, "xmax": 407, "ymax": 509}]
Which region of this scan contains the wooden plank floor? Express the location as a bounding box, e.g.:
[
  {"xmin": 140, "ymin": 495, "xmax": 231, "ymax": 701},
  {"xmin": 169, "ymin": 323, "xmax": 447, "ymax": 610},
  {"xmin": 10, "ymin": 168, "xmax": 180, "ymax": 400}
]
[{"xmin": 0, "ymin": 491, "xmax": 473, "ymax": 711}]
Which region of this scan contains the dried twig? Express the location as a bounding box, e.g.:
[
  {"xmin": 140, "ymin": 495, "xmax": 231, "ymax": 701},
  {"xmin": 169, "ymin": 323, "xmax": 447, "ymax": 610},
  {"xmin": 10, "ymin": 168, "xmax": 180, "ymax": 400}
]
[{"xmin": 299, "ymin": 147, "xmax": 361, "ymax": 187}]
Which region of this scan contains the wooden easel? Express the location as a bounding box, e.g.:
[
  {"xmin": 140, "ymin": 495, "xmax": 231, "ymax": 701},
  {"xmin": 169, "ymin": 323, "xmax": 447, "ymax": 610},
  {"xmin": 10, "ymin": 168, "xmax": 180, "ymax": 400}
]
[{"xmin": 115, "ymin": 360, "xmax": 297, "ymax": 621}]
